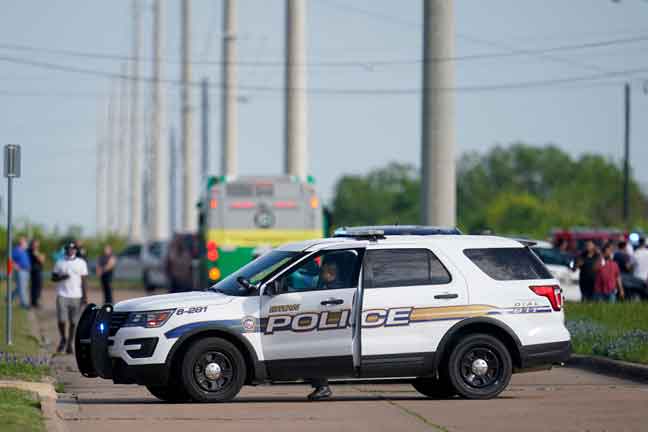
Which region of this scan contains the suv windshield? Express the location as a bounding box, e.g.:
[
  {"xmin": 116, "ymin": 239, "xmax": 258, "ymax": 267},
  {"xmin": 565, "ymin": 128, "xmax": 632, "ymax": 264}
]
[{"xmin": 208, "ymin": 250, "xmax": 299, "ymax": 296}]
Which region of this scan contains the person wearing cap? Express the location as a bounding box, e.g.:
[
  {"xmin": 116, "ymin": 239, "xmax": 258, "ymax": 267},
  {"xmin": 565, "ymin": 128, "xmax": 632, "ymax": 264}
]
[{"xmin": 51, "ymin": 241, "xmax": 88, "ymax": 354}]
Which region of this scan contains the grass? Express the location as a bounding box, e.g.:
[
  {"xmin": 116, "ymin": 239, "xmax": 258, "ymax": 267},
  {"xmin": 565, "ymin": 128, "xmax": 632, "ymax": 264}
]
[
  {"xmin": 565, "ymin": 302, "xmax": 648, "ymax": 364},
  {"xmin": 0, "ymin": 388, "xmax": 44, "ymax": 432},
  {"xmin": 0, "ymin": 303, "xmax": 50, "ymax": 381}
]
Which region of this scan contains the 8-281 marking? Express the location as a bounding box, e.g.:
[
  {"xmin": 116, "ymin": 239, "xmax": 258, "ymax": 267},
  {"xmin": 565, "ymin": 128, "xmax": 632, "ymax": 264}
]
[{"xmin": 176, "ymin": 306, "xmax": 208, "ymax": 315}]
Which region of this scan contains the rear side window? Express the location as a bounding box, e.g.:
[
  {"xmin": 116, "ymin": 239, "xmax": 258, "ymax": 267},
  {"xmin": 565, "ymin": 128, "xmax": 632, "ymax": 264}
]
[
  {"xmin": 366, "ymin": 249, "xmax": 451, "ymax": 288},
  {"xmin": 463, "ymin": 247, "xmax": 553, "ymax": 280}
]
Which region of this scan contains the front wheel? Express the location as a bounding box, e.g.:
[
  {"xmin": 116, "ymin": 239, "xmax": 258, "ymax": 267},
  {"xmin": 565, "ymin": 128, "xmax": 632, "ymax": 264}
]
[
  {"xmin": 180, "ymin": 337, "xmax": 246, "ymax": 402},
  {"xmin": 446, "ymin": 334, "xmax": 512, "ymax": 400}
]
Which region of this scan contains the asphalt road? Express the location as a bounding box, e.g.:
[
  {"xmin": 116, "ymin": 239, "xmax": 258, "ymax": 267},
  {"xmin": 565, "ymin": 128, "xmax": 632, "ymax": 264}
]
[{"xmin": 36, "ymin": 284, "xmax": 648, "ymax": 432}]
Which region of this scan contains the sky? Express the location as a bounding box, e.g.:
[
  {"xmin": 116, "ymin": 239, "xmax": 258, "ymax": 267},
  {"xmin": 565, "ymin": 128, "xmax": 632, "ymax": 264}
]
[{"xmin": 1, "ymin": 0, "xmax": 648, "ymax": 236}]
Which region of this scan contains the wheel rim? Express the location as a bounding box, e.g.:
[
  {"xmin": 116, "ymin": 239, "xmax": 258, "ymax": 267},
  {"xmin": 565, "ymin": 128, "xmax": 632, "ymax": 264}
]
[
  {"xmin": 193, "ymin": 351, "xmax": 235, "ymax": 393},
  {"xmin": 459, "ymin": 346, "xmax": 502, "ymax": 389}
]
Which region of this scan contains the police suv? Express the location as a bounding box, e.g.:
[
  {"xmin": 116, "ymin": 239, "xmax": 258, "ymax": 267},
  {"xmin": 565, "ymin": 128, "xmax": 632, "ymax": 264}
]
[{"xmin": 75, "ymin": 226, "xmax": 571, "ymax": 402}]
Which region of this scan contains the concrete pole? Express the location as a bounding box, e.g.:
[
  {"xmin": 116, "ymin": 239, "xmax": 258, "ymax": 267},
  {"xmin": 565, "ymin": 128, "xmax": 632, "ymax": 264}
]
[
  {"xmin": 107, "ymin": 82, "xmax": 118, "ymax": 233},
  {"xmin": 96, "ymin": 102, "xmax": 106, "ymax": 235},
  {"xmin": 170, "ymin": 126, "xmax": 177, "ymax": 234},
  {"xmin": 284, "ymin": 0, "xmax": 308, "ymax": 179},
  {"xmin": 222, "ymin": 0, "xmax": 238, "ymax": 177},
  {"xmin": 421, "ymin": 0, "xmax": 456, "ymax": 227},
  {"xmin": 623, "ymin": 82, "xmax": 631, "ymax": 224},
  {"xmin": 129, "ymin": 0, "xmax": 143, "ymax": 242},
  {"xmin": 151, "ymin": 0, "xmax": 169, "ymax": 240},
  {"xmin": 181, "ymin": 0, "xmax": 196, "ymax": 231},
  {"xmin": 118, "ymin": 64, "xmax": 130, "ymax": 237},
  {"xmin": 201, "ymin": 77, "xmax": 210, "ymax": 179}
]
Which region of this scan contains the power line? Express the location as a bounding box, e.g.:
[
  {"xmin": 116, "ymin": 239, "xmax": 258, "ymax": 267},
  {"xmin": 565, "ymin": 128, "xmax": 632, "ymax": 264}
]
[
  {"xmin": 0, "ymin": 53, "xmax": 647, "ymax": 95},
  {"xmin": 1, "ymin": 33, "xmax": 648, "ymax": 68}
]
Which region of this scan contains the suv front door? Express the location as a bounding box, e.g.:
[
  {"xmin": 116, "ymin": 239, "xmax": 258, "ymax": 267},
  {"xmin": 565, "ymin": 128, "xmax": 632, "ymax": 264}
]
[
  {"xmin": 261, "ymin": 248, "xmax": 363, "ymax": 380},
  {"xmin": 357, "ymin": 245, "xmax": 468, "ymax": 377}
]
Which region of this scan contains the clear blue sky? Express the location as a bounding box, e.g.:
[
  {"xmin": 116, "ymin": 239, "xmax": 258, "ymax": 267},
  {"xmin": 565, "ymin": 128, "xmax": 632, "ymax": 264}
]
[{"xmin": 1, "ymin": 0, "xmax": 648, "ymax": 234}]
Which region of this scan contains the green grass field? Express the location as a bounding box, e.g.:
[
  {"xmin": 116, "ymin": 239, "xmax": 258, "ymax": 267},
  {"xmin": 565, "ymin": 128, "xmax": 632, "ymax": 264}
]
[
  {"xmin": 0, "ymin": 388, "xmax": 44, "ymax": 432},
  {"xmin": 565, "ymin": 302, "xmax": 648, "ymax": 364},
  {"xmin": 0, "ymin": 304, "xmax": 49, "ymax": 381}
]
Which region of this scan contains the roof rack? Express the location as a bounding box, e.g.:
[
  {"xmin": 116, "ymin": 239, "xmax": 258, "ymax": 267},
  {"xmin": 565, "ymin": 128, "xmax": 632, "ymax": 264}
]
[{"xmin": 333, "ymin": 225, "xmax": 462, "ymax": 238}]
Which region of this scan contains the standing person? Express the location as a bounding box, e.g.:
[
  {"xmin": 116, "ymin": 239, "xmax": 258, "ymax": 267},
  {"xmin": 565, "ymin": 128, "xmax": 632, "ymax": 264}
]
[
  {"xmin": 634, "ymin": 238, "xmax": 648, "ymax": 281},
  {"xmin": 593, "ymin": 243, "xmax": 625, "ymax": 303},
  {"xmin": 51, "ymin": 242, "xmax": 88, "ymax": 354},
  {"xmin": 576, "ymin": 240, "xmax": 599, "ymax": 302},
  {"xmin": 613, "ymin": 241, "xmax": 633, "ymax": 274},
  {"xmin": 96, "ymin": 245, "xmax": 116, "ymax": 304},
  {"xmin": 11, "ymin": 237, "xmax": 31, "ymax": 309},
  {"xmin": 27, "ymin": 239, "xmax": 45, "ymax": 308}
]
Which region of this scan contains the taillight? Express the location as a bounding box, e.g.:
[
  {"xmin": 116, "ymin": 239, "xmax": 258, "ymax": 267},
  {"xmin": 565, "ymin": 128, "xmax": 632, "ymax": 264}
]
[{"xmin": 529, "ymin": 285, "xmax": 562, "ymax": 311}]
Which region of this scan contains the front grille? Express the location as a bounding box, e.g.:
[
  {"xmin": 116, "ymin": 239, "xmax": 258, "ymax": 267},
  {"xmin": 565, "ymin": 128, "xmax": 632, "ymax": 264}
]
[{"xmin": 109, "ymin": 312, "xmax": 130, "ymax": 336}]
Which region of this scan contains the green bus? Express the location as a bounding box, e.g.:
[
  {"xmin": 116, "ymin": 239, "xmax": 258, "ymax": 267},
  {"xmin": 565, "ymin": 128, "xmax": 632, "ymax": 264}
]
[{"xmin": 198, "ymin": 175, "xmax": 326, "ymax": 286}]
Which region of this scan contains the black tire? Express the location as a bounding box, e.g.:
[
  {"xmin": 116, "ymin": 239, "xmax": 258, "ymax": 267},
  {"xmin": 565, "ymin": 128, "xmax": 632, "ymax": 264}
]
[
  {"xmin": 146, "ymin": 384, "xmax": 190, "ymax": 403},
  {"xmin": 180, "ymin": 337, "xmax": 246, "ymax": 402},
  {"xmin": 412, "ymin": 374, "xmax": 456, "ymax": 399},
  {"xmin": 446, "ymin": 334, "xmax": 512, "ymax": 400}
]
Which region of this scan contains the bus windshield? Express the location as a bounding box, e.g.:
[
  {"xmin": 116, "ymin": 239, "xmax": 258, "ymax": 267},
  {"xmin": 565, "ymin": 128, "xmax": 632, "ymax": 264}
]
[{"xmin": 208, "ymin": 250, "xmax": 300, "ymax": 296}]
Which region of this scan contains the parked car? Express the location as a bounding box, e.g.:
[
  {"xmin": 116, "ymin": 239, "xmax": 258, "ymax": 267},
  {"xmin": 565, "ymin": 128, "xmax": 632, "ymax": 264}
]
[
  {"xmin": 531, "ymin": 241, "xmax": 581, "ymax": 302},
  {"xmin": 114, "ymin": 242, "xmax": 169, "ymax": 291}
]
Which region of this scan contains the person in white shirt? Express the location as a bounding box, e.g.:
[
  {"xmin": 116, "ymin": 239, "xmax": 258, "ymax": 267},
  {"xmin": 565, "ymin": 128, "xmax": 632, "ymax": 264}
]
[
  {"xmin": 51, "ymin": 241, "xmax": 88, "ymax": 354},
  {"xmin": 634, "ymin": 238, "xmax": 648, "ymax": 281}
]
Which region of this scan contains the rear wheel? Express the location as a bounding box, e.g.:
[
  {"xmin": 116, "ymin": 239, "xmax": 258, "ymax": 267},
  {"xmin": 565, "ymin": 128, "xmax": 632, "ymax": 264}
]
[
  {"xmin": 446, "ymin": 334, "xmax": 512, "ymax": 400},
  {"xmin": 180, "ymin": 337, "xmax": 246, "ymax": 402},
  {"xmin": 146, "ymin": 384, "xmax": 190, "ymax": 403}
]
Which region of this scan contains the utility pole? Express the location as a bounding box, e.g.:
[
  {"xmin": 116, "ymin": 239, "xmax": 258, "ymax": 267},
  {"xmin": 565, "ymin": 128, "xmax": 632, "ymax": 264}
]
[
  {"xmin": 421, "ymin": 0, "xmax": 456, "ymax": 227},
  {"xmin": 181, "ymin": 0, "xmax": 196, "ymax": 231},
  {"xmin": 96, "ymin": 102, "xmax": 106, "ymax": 236},
  {"xmin": 151, "ymin": 0, "xmax": 169, "ymax": 240},
  {"xmin": 202, "ymin": 78, "xmax": 210, "ymax": 178},
  {"xmin": 130, "ymin": 0, "xmax": 143, "ymax": 242},
  {"xmin": 170, "ymin": 126, "xmax": 177, "ymax": 234},
  {"xmin": 108, "ymin": 82, "xmax": 118, "ymax": 233},
  {"xmin": 222, "ymin": 0, "xmax": 238, "ymax": 177},
  {"xmin": 284, "ymin": 0, "xmax": 308, "ymax": 179},
  {"xmin": 118, "ymin": 63, "xmax": 130, "ymax": 237},
  {"xmin": 623, "ymin": 82, "xmax": 631, "ymax": 224}
]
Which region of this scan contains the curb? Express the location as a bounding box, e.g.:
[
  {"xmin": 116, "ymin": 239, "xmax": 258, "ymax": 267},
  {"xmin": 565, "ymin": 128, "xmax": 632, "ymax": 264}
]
[
  {"xmin": 0, "ymin": 381, "xmax": 67, "ymax": 432},
  {"xmin": 567, "ymin": 354, "xmax": 648, "ymax": 383}
]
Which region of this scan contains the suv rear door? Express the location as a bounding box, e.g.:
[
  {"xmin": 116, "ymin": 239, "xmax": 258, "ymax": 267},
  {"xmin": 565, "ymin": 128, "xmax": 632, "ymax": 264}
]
[{"xmin": 357, "ymin": 244, "xmax": 468, "ymax": 377}]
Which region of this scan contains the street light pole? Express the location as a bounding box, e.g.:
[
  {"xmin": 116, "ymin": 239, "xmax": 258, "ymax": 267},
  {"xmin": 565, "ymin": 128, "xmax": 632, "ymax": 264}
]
[{"xmin": 623, "ymin": 82, "xmax": 630, "ymax": 224}]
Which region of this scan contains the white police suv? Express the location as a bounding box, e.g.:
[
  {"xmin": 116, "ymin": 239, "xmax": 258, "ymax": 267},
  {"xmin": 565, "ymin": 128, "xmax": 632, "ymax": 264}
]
[{"xmin": 75, "ymin": 226, "xmax": 571, "ymax": 402}]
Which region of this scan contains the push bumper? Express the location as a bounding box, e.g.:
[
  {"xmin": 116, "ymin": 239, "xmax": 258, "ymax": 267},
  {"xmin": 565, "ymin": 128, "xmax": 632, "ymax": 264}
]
[
  {"xmin": 519, "ymin": 340, "xmax": 571, "ymax": 369},
  {"xmin": 75, "ymin": 303, "xmax": 114, "ymax": 379}
]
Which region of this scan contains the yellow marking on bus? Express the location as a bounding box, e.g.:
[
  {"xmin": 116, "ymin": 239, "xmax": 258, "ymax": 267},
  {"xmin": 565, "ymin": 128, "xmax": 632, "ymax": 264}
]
[{"xmin": 207, "ymin": 229, "xmax": 322, "ymax": 247}]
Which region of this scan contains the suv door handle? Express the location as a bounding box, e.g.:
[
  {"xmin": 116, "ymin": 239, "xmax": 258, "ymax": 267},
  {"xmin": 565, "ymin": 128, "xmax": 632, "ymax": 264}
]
[
  {"xmin": 434, "ymin": 293, "xmax": 458, "ymax": 299},
  {"xmin": 321, "ymin": 298, "xmax": 344, "ymax": 306}
]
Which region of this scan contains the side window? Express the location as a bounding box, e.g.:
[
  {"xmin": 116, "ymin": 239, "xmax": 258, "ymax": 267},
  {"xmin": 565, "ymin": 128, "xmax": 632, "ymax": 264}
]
[
  {"xmin": 276, "ymin": 249, "xmax": 361, "ymax": 293},
  {"xmin": 366, "ymin": 249, "xmax": 451, "ymax": 288},
  {"xmin": 464, "ymin": 247, "xmax": 553, "ymax": 280}
]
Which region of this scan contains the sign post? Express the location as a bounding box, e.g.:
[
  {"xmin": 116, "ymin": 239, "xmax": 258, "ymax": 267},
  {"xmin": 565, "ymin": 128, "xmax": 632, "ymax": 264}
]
[{"xmin": 4, "ymin": 144, "xmax": 20, "ymax": 345}]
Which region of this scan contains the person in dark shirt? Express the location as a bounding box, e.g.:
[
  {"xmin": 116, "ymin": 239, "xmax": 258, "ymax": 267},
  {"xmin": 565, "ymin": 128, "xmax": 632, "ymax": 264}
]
[
  {"xmin": 28, "ymin": 239, "xmax": 45, "ymax": 308},
  {"xmin": 96, "ymin": 245, "xmax": 116, "ymax": 304},
  {"xmin": 613, "ymin": 241, "xmax": 633, "ymax": 274},
  {"xmin": 576, "ymin": 240, "xmax": 599, "ymax": 301}
]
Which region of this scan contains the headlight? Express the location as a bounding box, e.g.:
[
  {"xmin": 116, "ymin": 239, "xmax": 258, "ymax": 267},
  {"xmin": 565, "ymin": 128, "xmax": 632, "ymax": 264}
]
[{"xmin": 123, "ymin": 309, "xmax": 175, "ymax": 328}]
